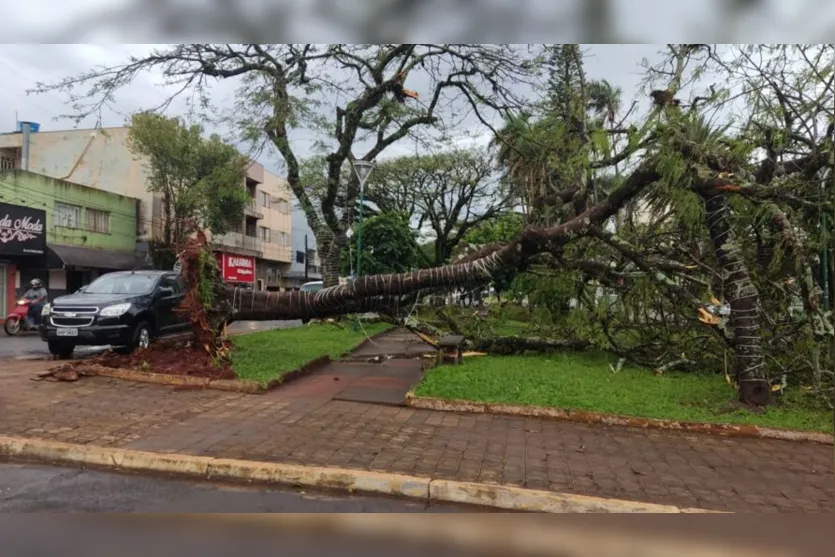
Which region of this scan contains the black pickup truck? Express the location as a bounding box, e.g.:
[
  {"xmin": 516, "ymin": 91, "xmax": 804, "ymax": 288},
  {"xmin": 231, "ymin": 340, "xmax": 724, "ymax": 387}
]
[{"xmin": 39, "ymin": 270, "xmax": 189, "ymax": 358}]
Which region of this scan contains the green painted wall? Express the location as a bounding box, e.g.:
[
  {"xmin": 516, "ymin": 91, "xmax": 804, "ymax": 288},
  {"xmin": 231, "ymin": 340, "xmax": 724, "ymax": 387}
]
[{"xmin": 0, "ymin": 170, "xmax": 137, "ymax": 252}]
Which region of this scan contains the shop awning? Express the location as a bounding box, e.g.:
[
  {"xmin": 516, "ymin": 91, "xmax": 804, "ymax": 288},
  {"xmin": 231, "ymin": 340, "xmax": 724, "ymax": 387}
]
[{"xmin": 46, "ymin": 244, "xmax": 149, "ymax": 271}]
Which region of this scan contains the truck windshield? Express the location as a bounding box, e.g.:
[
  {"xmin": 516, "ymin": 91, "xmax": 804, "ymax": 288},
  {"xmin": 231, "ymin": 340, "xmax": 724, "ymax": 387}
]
[{"xmin": 83, "ymin": 274, "xmax": 157, "ymax": 295}]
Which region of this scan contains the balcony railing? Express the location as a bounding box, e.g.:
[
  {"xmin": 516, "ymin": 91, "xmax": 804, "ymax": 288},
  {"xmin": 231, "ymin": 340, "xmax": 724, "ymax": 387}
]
[
  {"xmin": 243, "ymin": 234, "xmax": 261, "ymax": 252},
  {"xmin": 213, "ymin": 231, "xmax": 262, "ymax": 256}
]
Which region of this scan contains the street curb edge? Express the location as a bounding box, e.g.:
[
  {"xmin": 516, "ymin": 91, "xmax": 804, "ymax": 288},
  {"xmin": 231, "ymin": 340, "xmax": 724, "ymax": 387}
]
[
  {"xmin": 405, "ymin": 394, "xmax": 834, "ymax": 445},
  {"xmin": 0, "ymin": 435, "xmax": 722, "ymax": 513}
]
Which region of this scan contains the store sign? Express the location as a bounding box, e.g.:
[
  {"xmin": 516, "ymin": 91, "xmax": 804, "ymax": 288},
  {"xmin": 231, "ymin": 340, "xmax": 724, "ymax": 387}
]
[
  {"xmin": 0, "ymin": 202, "xmax": 46, "ymax": 256},
  {"xmin": 216, "ymin": 253, "xmax": 255, "ymax": 283}
]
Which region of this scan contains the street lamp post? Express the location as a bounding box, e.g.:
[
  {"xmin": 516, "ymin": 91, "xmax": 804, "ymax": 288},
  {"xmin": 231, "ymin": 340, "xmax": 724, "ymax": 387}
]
[{"xmin": 351, "ymin": 159, "xmax": 375, "ymax": 282}]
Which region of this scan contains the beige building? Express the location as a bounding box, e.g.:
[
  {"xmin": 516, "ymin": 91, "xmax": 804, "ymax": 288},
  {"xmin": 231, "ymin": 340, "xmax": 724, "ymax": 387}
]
[{"xmin": 0, "ymin": 125, "xmax": 295, "ymax": 290}]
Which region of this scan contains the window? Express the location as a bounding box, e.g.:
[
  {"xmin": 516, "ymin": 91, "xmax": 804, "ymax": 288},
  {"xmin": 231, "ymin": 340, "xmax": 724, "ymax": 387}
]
[
  {"xmin": 259, "ymin": 190, "xmax": 271, "ymax": 208},
  {"xmin": 86, "ymin": 208, "xmax": 110, "ymax": 233},
  {"xmin": 277, "ymin": 231, "xmax": 290, "ymax": 246},
  {"xmin": 295, "ymin": 250, "xmax": 305, "ymax": 264},
  {"xmin": 54, "ymin": 202, "xmax": 82, "ymax": 228},
  {"xmin": 160, "ymin": 275, "xmax": 180, "ymax": 294},
  {"xmin": 274, "ymin": 198, "xmax": 290, "ymax": 214},
  {"xmin": 0, "ymin": 153, "xmax": 15, "ymax": 170},
  {"xmin": 258, "ymin": 226, "xmax": 271, "ymax": 243}
]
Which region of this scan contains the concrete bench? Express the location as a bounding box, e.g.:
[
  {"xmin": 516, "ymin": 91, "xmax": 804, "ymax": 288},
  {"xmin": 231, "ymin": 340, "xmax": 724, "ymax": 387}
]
[{"xmin": 436, "ymin": 335, "xmax": 466, "ymax": 365}]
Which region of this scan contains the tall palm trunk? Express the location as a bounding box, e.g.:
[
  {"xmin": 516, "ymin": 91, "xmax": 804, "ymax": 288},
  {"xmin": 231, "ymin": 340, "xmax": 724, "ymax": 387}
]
[
  {"xmin": 702, "ymin": 193, "xmax": 771, "ymax": 406},
  {"xmin": 179, "ymin": 163, "xmax": 659, "ymax": 366}
]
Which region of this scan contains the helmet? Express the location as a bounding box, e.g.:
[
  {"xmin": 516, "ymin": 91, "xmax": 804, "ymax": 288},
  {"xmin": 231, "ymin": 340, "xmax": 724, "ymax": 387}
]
[{"xmin": 30, "ymin": 278, "xmax": 42, "ymax": 288}]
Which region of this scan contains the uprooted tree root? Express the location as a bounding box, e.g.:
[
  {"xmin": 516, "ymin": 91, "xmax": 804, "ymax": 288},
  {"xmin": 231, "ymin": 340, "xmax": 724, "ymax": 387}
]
[
  {"xmin": 177, "ymin": 229, "xmax": 236, "ymax": 361},
  {"xmin": 35, "ymin": 339, "xmax": 237, "ymax": 383}
]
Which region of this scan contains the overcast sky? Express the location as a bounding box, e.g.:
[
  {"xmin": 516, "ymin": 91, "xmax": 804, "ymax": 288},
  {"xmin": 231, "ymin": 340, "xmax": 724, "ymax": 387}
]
[
  {"xmin": 2, "ymin": 0, "xmax": 833, "ymax": 176},
  {"xmin": 0, "ymin": 44, "xmax": 666, "ymax": 173}
]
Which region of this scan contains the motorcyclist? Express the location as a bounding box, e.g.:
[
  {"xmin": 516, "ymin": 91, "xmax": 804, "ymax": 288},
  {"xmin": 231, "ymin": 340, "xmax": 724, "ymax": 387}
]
[{"xmin": 22, "ymin": 278, "xmax": 48, "ymax": 326}]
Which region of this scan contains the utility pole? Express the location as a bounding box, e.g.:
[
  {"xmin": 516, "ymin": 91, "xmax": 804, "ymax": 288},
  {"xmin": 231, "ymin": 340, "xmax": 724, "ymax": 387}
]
[
  {"xmin": 351, "ymin": 159, "xmax": 375, "ymax": 281},
  {"xmin": 304, "ymin": 233, "xmax": 309, "ymax": 282},
  {"xmin": 350, "ymin": 159, "xmax": 375, "ymax": 331}
]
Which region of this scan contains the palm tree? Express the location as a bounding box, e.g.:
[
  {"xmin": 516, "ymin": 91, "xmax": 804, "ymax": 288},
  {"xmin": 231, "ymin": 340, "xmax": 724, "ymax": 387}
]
[
  {"xmin": 586, "ymin": 79, "xmax": 622, "ymax": 128},
  {"xmin": 491, "ymin": 114, "xmax": 555, "ymax": 219}
]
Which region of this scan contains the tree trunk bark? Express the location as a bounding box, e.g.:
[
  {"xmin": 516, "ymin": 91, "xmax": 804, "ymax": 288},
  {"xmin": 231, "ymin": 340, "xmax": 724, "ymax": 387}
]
[
  {"xmin": 702, "ymin": 193, "xmax": 771, "ymax": 406},
  {"xmin": 319, "ymin": 232, "xmax": 346, "ymax": 288}
]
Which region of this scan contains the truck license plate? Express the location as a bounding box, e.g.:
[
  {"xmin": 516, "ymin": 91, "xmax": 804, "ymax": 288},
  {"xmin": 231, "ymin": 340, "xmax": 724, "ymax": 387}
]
[{"xmin": 56, "ymin": 328, "xmax": 78, "ymax": 337}]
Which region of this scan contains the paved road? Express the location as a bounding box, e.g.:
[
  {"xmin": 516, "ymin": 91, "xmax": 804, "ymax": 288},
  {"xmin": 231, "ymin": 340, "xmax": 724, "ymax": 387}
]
[
  {"xmin": 0, "ymin": 467, "xmax": 828, "ymax": 557},
  {"xmin": 0, "ymin": 320, "xmax": 301, "ymax": 361},
  {"xmin": 0, "ymin": 461, "xmax": 482, "ymax": 512}
]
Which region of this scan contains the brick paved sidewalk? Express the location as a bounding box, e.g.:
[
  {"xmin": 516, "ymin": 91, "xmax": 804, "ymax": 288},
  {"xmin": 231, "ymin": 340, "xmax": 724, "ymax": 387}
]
[{"xmin": 1, "ymin": 352, "xmax": 832, "ymax": 513}]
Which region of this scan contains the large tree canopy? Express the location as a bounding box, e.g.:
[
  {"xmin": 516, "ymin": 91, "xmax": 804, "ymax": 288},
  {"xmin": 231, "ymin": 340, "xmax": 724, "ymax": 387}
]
[{"xmin": 37, "ymin": 44, "xmax": 541, "ymax": 286}]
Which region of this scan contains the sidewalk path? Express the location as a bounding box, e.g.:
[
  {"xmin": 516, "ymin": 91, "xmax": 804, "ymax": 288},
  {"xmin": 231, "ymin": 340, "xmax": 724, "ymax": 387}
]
[{"xmin": 0, "ymin": 330, "xmax": 831, "ymax": 513}]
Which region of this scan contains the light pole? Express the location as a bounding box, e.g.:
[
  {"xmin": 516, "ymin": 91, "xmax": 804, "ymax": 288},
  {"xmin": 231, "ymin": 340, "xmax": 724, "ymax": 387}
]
[{"xmin": 351, "ymin": 159, "xmax": 375, "ymax": 282}]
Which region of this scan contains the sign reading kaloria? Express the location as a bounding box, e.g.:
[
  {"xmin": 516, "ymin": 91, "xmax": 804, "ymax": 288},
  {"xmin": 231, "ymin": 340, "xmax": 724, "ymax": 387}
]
[
  {"xmin": 216, "ymin": 253, "xmax": 255, "ymax": 283},
  {"xmin": 0, "ymin": 202, "xmax": 47, "ymax": 256}
]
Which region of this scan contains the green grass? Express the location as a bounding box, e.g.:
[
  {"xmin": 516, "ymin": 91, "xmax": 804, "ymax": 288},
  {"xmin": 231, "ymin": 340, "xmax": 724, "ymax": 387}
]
[
  {"xmin": 414, "ymin": 351, "xmax": 833, "ymax": 433},
  {"xmin": 231, "ymin": 322, "xmax": 392, "ymax": 386}
]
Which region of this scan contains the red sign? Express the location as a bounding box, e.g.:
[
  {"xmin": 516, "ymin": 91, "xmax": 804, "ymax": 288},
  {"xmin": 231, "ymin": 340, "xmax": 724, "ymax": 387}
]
[{"xmin": 216, "ymin": 253, "xmax": 255, "ymax": 283}]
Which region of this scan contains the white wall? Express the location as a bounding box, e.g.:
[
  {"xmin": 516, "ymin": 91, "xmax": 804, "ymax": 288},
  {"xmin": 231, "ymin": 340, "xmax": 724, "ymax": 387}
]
[{"xmin": 48, "ymin": 269, "xmax": 67, "ymax": 291}]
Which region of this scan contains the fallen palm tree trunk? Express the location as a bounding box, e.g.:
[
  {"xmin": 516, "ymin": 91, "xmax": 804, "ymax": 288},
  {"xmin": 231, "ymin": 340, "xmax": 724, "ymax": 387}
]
[{"xmin": 177, "ymin": 164, "xmax": 661, "ymax": 353}]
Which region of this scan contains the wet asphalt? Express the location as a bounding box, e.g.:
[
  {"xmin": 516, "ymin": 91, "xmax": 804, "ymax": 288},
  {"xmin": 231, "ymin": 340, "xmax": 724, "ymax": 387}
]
[
  {"xmin": 0, "ymin": 461, "xmax": 480, "ymax": 513},
  {"xmin": 0, "ymin": 320, "xmax": 301, "ymax": 361}
]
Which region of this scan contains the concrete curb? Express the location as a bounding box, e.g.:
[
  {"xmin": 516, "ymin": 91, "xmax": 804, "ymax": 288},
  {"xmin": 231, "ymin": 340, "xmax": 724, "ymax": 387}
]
[
  {"xmin": 65, "ymin": 355, "xmax": 333, "ymax": 394},
  {"xmin": 0, "ymin": 435, "xmax": 721, "ymax": 514},
  {"xmin": 405, "ymin": 394, "xmax": 834, "ymax": 445}
]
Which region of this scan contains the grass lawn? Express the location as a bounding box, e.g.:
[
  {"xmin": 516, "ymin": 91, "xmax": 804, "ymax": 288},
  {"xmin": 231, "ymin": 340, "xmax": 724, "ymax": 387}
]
[
  {"xmin": 414, "ymin": 351, "xmax": 833, "ymax": 433},
  {"xmin": 231, "ymin": 322, "xmax": 392, "ymax": 386}
]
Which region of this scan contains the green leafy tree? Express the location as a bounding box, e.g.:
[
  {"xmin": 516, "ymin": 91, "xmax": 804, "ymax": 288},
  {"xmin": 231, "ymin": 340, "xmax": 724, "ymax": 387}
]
[
  {"xmin": 362, "ymin": 148, "xmax": 511, "ymax": 266},
  {"xmin": 127, "ymin": 112, "xmax": 250, "ymax": 266},
  {"xmin": 458, "ymin": 213, "xmax": 525, "ymax": 298},
  {"xmin": 341, "ymin": 212, "xmax": 419, "ymax": 277}
]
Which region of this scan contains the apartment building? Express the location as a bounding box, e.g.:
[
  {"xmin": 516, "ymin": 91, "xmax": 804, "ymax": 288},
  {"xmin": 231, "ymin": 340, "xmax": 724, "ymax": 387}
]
[
  {"xmin": 0, "ymin": 122, "xmax": 294, "ymax": 290},
  {"xmin": 210, "ymin": 161, "xmax": 294, "ymax": 290}
]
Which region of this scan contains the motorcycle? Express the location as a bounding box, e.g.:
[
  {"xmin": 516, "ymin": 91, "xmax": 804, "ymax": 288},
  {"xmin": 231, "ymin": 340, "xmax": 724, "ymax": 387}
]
[{"xmin": 3, "ymin": 299, "xmax": 40, "ymax": 336}]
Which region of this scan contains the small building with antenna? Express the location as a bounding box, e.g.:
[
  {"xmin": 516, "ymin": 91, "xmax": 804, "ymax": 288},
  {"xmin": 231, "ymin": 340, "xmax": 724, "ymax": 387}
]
[
  {"xmin": 0, "ymin": 122, "xmax": 296, "ymax": 293},
  {"xmin": 0, "ymin": 168, "xmax": 143, "ymax": 321}
]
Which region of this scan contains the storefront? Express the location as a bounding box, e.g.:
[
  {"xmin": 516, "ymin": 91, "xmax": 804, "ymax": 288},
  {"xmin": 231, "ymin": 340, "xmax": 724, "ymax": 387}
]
[
  {"xmin": 215, "ymin": 253, "xmax": 255, "ymax": 287},
  {"xmin": 0, "ymin": 202, "xmax": 47, "ymax": 320}
]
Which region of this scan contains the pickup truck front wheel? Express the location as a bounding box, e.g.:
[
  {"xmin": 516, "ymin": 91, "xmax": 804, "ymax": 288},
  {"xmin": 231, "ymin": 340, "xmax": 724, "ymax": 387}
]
[
  {"xmin": 47, "ymin": 340, "xmax": 75, "ymax": 360},
  {"xmin": 114, "ymin": 321, "xmax": 152, "ymax": 355}
]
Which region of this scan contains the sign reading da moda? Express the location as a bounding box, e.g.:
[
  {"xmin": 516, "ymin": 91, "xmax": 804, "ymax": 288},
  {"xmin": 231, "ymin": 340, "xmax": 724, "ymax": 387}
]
[
  {"xmin": 216, "ymin": 253, "xmax": 255, "ymax": 283},
  {"xmin": 0, "ymin": 202, "xmax": 46, "ymax": 257}
]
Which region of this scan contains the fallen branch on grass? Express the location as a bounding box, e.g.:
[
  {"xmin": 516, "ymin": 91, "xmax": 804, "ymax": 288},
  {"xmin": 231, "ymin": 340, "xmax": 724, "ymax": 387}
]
[{"xmin": 470, "ymin": 336, "xmax": 591, "ymax": 355}]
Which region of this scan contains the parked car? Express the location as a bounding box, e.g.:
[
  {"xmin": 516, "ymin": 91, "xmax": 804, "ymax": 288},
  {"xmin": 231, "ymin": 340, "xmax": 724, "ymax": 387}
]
[
  {"xmin": 299, "ymin": 280, "xmax": 324, "ymax": 293},
  {"xmin": 39, "ymin": 270, "xmax": 190, "ymax": 359},
  {"xmin": 299, "ymin": 281, "xmax": 324, "ymax": 324}
]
